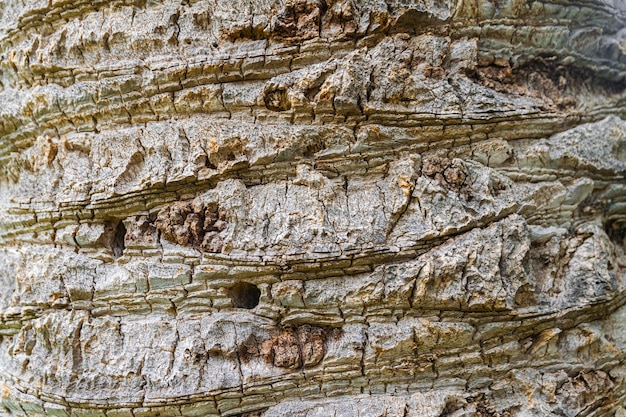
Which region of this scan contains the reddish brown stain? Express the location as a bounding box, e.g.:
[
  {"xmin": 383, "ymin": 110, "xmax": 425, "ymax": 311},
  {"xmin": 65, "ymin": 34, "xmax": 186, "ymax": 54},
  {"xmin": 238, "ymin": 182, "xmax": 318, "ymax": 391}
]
[
  {"xmin": 155, "ymin": 201, "xmax": 227, "ymax": 252},
  {"xmin": 237, "ymin": 325, "xmax": 328, "ymax": 369}
]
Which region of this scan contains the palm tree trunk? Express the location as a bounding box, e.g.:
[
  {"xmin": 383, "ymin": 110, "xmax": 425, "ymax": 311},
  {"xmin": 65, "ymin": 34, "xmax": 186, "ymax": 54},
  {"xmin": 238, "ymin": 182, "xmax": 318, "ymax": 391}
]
[{"xmin": 1, "ymin": 0, "xmax": 625, "ymax": 415}]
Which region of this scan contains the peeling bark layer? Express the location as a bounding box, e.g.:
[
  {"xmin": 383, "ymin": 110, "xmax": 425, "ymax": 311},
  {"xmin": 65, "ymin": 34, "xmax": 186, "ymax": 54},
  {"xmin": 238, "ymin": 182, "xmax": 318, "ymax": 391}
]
[{"xmin": 0, "ymin": 0, "xmax": 625, "ymax": 416}]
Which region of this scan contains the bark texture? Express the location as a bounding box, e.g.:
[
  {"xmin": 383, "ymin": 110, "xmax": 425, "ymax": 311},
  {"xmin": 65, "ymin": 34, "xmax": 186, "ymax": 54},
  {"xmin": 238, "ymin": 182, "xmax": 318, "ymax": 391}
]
[{"xmin": 0, "ymin": 0, "xmax": 626, "ymax": 416}]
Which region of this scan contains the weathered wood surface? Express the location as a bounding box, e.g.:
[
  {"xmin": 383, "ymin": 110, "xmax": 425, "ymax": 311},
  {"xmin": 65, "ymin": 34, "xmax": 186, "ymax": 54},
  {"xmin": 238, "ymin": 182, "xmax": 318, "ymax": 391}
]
[{"xmin": 0, "ymin": 0, "xmax": 625, "ymax": 415}]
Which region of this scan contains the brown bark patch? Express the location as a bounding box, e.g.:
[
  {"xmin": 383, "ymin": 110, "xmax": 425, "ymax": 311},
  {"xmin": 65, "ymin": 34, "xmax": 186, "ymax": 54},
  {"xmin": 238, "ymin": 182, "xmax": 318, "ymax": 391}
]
[
  {"xmin": 239, "ymin": 325, "xmax": 328, "ymax": 369},
  {"xmin": 155, "ymin": 200, "xmax": 227, "ymax": 252}
]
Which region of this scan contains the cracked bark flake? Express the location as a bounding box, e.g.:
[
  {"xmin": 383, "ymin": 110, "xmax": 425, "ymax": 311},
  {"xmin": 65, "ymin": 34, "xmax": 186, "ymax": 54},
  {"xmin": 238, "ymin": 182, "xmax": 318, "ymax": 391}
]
[{"xmin": 0, "ymin": 0, "xmax": 625, "ymax": 416}]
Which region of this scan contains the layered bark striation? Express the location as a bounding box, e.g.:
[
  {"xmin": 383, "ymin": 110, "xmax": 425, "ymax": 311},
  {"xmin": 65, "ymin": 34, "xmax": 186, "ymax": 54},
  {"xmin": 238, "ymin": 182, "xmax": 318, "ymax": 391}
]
[{"xmin": 0, "ymin": 0, "xmax": 625, "ymax": 416}]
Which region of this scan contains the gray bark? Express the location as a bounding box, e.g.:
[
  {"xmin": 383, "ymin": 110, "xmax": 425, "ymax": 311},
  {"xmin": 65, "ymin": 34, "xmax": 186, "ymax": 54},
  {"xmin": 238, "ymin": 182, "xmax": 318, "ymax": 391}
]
[{"xmin": 0, "ymin": 0, "xmax": 625, "ymax": 416}]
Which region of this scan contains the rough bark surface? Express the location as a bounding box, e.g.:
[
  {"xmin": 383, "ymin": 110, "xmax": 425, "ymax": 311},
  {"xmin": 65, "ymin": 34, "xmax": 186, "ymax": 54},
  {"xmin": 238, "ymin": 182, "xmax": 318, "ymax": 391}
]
[{"xmin": 0, "ymin": 0, "xmax": 626, "ymax": 416}]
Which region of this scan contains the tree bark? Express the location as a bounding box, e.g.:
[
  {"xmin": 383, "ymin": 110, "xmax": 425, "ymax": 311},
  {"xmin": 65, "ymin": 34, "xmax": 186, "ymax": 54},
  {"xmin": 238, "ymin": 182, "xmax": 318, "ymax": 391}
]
[{"xmin": 1, "ymin": 0, "xmax": 625, "ymax": 416}]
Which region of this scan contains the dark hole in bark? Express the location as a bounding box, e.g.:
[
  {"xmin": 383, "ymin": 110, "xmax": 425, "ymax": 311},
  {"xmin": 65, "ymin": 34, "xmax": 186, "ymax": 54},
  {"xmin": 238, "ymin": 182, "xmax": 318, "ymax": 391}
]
[
  {"xmin": 606, "ymin": 220, "xmax": 626, "ymax": 248},
  {"xmin": 264, "ymin": 87, "xmax": 291, "ymax": 111},
  {"xmin": 439, "ymin": 397, "xmax": 465, "ymax": 417},
  {"xmin": 112, "ymin": 221, "xmax": 126, "ymax": 258},
  {"xmin": 392, "ymin": 10, "xmax": 440, "ymax": 34},
  {"xmin": 205, "ymin": 157, "xmax": 217, "ymax": 169},
  {"xmin": 302, "ymin": 140, "xmax": 323, "ymax": 157},
  {"xmin": 229, "ymin": 282, "xmax": 261, "ymax": 309}
]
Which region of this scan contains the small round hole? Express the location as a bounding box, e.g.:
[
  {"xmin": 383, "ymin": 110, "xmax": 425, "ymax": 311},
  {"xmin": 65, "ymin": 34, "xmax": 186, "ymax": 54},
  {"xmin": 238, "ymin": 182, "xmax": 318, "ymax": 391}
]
[{"xmin": 228, "ymin": 282, "xmax": 260, "ymax": 309}]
